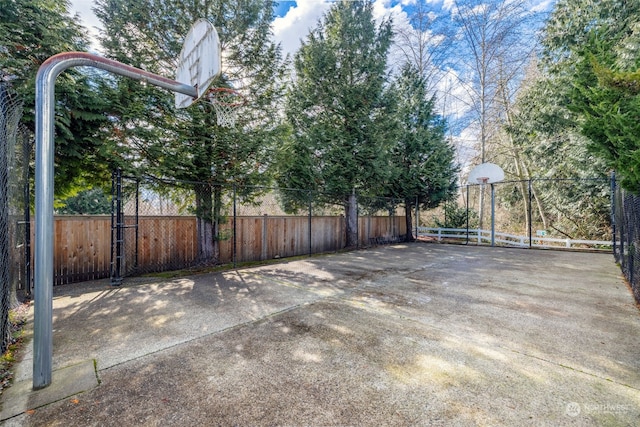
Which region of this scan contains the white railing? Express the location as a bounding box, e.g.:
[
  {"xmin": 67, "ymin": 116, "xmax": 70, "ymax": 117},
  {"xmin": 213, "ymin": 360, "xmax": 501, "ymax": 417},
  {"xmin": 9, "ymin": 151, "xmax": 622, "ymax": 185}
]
[{"xmin": 416, "ymin": 227, "xmax": 612, "ymax": 250}]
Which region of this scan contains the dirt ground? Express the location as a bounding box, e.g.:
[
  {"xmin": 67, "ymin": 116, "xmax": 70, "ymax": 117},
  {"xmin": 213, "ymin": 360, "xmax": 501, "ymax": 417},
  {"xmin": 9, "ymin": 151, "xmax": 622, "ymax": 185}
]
[{"xmin": 2, "ymin": 243, "xmax": 639, "ymax": 426}]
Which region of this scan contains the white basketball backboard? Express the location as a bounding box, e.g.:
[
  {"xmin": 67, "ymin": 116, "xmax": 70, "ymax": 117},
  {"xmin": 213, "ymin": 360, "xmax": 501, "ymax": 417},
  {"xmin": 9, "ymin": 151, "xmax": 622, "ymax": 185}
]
[
  {"xmin": 467, "ymin": 162, "xmax": 505, "ymax": 184},
  {"xmin": 175, "ymin": 20, "xmax": 221, "ymax": 109}
]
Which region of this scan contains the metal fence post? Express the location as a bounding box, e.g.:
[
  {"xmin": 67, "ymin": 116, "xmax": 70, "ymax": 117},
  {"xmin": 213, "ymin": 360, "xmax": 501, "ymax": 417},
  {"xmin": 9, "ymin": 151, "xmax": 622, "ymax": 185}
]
[
  {"xmin": 356, "ymin": 191, "xmax": 360, "ymax": 249},
  {"xmin": 21, "ymin": 132, "xmax": 32, "ymax": 297},
  {"xmin": 629, "ymin": 230, "xmax": 634, "ymax": 289},
  {"xmin": 415, "ymin": 196, "xmax": 419, "ymax": 240},
  {"xmin": 610, "ymin": 172, "xmax": 617, "ymax": 258},
  {"xmin": 110, "ymin": 168, "xmax": 123, "ymax": 286},
  {"xmin": 620, "ymin": 190, "xmax": 626, "ymax": 273},
  {"xmin": 528, "ymin": 178, "xmax": 533, "ymax": 248},
  {"xmin": 308, "ymin": 190, "xmax": 312, "ymax": 256},
  {"xmin": 134, "ymin": 179, "xmax": 140, "ymax": 270},
  {"xmin": 262, "ymin": 214, "xmax": 268, "ymax": 261},
  {"xmin": 233, "ymin": 183, "xmax": 237, "ymax": 268},
  {"xmin": 466, "ymin": 185, "xmax": 469, "ymax": 244},
  {"xmin": 110, "ymin": 172, "xmax": 115, "ymax": 284}
]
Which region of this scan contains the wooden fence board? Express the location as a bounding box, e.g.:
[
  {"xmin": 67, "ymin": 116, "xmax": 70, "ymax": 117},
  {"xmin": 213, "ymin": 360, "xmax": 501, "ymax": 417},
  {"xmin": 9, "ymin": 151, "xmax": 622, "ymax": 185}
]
[
  {"xmin": 47, "ymin": 216, "xmax": 112, "ymax": 285},
  {"xmin": 25, "ymin": 214, "xmax": 405, "ymax": 286}
]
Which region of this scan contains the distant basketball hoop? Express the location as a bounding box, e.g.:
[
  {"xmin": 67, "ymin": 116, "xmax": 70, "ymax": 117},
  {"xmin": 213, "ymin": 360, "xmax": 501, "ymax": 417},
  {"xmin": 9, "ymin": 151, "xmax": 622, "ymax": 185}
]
[
  {"xmin": 468, "ymin": 163, "xmax": 504, "ymax": 185},
  {"xmin": 467, "ymin": 163, "xmax": 505, "ymax": 249}
]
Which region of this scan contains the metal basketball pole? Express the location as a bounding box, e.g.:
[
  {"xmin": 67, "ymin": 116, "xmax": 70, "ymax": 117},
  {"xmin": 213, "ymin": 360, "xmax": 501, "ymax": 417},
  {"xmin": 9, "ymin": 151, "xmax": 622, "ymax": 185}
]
[
  {"xmin": 466, "ymin": 185, "xmax": 469, "ymax": 245},
  {"xmin": 528, "ymin": 179, "xmax": 533, "ymax": 248},
  {"xmin": 34, "ymin": 52, "xmax": 197, "ymax": 390},
  {"xmin": 491, "ymin": 183, "xmax": 495, "ymax": 247}
]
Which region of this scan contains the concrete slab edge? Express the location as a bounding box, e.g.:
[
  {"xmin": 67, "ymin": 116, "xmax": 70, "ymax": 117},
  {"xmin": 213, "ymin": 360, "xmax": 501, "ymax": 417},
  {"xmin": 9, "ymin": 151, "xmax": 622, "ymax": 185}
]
[{"xmin": 0, "ymin": 359, "xmax": 99, "ymax": 421}]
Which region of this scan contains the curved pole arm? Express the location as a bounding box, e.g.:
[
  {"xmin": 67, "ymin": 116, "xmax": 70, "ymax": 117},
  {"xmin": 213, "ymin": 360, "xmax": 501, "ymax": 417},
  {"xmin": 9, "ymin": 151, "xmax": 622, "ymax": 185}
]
[{"xmin": 33, "ymin": 52, "xmax": 196, "ymax": 390}]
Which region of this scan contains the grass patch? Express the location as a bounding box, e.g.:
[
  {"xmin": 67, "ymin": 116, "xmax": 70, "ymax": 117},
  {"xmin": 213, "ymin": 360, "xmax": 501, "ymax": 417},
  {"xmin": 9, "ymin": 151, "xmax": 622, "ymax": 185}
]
[{"xmin": 0, "ymin": 303, "xmax": 30, "ymax": 396}]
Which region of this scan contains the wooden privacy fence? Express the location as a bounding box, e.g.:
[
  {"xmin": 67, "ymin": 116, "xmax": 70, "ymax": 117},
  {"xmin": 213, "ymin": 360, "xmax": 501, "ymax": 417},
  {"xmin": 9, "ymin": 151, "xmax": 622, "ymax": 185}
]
[{"xmin": 27, "ymin": 214, "xmax": 406, "ymax": 285}]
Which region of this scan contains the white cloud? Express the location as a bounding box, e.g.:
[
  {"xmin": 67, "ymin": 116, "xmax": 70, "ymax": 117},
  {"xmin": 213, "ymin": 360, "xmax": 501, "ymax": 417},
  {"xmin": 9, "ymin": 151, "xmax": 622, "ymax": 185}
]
[
  {"xmin": 273, "ymin": 0, "xmax": 412, "ymax": 59},
  {"xmin": 70, "ymin": 0, "xmax": 102, "ymax": 52},
  {"xmin": 530, "ymin": 0, "xmax": 555, "ymax": 12},
  {"xmin": 441, "ymin": 0, "xmax": 456, "ymax": 12},
  {"xmin": 272, "ymin": 0, "xmax": 332, "ymax": 58},
  {"xmin": 455, "ymin": 123, "xmax": 480, "ymax": 171},
  {"xmin": 434, "ymin": 67, "xmax": 475, "ymax": 119},
  {"xmin": 372, "ymin": 0, "xmax": 392, "ymax": 19},
  {"xmin": 373, "ymin": 0, "xmax": 407, "ymax": 25}
]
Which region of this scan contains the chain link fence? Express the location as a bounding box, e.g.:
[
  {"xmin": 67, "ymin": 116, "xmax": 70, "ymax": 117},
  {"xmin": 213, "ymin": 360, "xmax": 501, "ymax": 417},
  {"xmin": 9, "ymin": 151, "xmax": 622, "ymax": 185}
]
[
  {"xmin": 420, "ymin": 177, "xmax": 612, "ymax": 248},
  {"xmin": 0, "ymin": 82, "xmax": 31, "ymax": 353},
  {"xmin": 612, "ymin": 178, "xmax": 640, "ymax": 304},
  {"xmin": 109, "ymin": 173, "xmax": 407, "ymax": 283}
]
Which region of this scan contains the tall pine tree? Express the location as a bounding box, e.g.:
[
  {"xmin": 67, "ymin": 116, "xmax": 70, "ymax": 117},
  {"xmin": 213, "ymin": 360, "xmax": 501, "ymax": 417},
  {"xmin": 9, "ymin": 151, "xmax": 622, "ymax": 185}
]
[
  {"xmin": 387, "ymin": 64, "xmax": 458, "ymax": 240},
  {"xmin": 95, "ymin": 0, "xmax": 288, "ymax": 261},
  {"xmin": 540, "ymin": 0, "xmax": 640, "ymax": 191},
  {"xmin": 0, "ymin": 0, "xmax": 110, "ymax": 197},
  {"xmin": 277, "ymin": 1, "xmax": 394, "ymax": 246}
]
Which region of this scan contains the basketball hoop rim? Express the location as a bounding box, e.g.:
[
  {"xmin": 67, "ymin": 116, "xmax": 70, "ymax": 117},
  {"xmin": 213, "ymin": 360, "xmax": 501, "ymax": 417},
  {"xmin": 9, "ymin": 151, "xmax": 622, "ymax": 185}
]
[{"xmin": 206, "ymin": 87, "xmax": 246, "ymax": 107}]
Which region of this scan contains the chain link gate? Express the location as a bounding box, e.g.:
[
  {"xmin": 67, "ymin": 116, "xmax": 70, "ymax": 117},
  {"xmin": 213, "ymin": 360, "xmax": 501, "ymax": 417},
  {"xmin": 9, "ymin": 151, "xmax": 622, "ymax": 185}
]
[
  {"xmin": 110, "ymin": 169, "xmax": 140, "ymax": 285},
  {"xmin": 0, "ymin": 82, "xmax": 31, "ymax": 353}
]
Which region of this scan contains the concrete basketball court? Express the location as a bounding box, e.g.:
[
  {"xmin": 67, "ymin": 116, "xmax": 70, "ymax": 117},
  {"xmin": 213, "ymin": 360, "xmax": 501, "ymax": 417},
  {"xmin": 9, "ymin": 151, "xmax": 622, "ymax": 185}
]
[{"xmin": 2, "ymin": 243, "xmax": 639, "ymax": 426}]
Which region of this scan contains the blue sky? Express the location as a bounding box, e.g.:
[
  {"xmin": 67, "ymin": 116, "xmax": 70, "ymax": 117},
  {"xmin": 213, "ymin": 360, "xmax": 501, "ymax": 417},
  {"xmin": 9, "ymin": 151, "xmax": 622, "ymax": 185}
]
[
  {"xmin": 70, "ymin": 0, "xmax": 556, "ymax": 57},
  {"xmin": 69, "ymin": 0, "xmax": 557, "ymax": 166},
  {"xmin": 70, "ymin": 1, "xmax": 417, "ymax": 56},
  {"xmin": 274, "ymin": 1, "xmax": 297, "ymax": 17}
]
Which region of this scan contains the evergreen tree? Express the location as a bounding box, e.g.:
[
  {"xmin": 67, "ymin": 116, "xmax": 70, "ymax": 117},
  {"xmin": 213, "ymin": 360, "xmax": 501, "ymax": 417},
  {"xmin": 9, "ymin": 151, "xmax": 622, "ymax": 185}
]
[
  {"xmin": 541, "ymin": 0, "xmax": 640, "ymax": 191},
  {"xmin": 568, "ymin": 31, "xmax": 640, "ymax": 191},
  {"xmin": 57, "ymin": 188, "xmax": 111, "ymax": 215},
  {"xmin": 277, "ymin": 1, "xmax": 394, "ymax": 246},
  {"xmin": 487, "ymin": 0, "xmax": 623, "ymax": 239},
  {"xmin": 388, "ymin": 64, "xmax": 458, "ymax": 241},
  {"xmin": 0, "ymin": 0, "xmax": 110, "ymax": 196},
  {"xmin": 95, "ymin": 0, "xmax": 288, "ymax": 261},
  {"xmin": 503, "ymin": 73, "xmax": 610, "ymax": 239}
]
